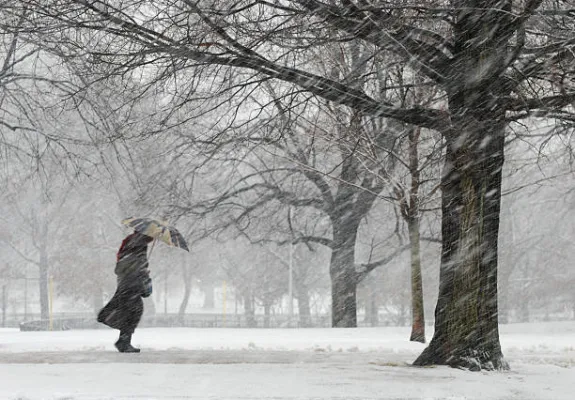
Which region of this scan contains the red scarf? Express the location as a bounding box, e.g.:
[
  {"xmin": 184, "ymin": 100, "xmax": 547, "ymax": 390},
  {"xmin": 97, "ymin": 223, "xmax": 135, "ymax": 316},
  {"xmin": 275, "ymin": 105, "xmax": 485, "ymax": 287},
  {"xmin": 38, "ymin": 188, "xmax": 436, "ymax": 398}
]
[{"xmin": 116, "ymin": 232, "xmax": 137, "ymax": 262}]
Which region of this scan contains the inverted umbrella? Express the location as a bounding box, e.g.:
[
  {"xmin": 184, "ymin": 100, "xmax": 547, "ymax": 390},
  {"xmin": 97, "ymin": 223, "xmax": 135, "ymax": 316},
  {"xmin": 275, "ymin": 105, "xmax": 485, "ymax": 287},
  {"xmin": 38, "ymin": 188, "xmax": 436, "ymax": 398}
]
[{"xmin": 121, "ymin": 217, "xmax": 189, "ymax": 251}]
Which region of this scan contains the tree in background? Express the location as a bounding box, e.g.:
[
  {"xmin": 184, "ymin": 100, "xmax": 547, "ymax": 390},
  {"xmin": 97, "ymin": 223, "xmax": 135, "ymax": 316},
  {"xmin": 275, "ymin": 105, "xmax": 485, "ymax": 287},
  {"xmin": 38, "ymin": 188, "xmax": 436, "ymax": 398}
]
[
  {"xmin": 185, "ymin": 92, "xmax": 407, "ymax": 327},
  {"xmin": 50, "ymin": 188, "xmax": 122, "ymax": 314},
  {"xmin": 12, "ymin": 0, "xmax": 575, "ymax": 369},
  {"xmin": 218, "ymin": 239, "xmax": 288, "ymax": 327},
  {"xmin": 0, "ymin": 7, "xmax": 143, "ymax": 320},
  {"xmin": 383, "ymin": 66, "xmax": 443, "ymax": 342},
  {"xmin": 0, "ymin": 178, "xmax": 71, "ymax": 320}
]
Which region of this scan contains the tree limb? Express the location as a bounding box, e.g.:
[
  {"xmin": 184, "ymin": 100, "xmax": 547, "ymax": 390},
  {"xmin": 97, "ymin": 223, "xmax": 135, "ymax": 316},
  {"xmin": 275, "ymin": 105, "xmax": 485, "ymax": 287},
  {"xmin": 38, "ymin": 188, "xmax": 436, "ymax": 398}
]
[{"xmin": 355, "ymin": 243, "xmax": 411, "ymax": 282}]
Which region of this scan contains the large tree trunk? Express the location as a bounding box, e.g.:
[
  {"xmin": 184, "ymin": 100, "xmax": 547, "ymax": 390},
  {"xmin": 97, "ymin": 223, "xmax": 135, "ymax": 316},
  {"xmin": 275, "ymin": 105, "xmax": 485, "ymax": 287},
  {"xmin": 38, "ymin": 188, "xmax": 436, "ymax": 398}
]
[
  {"xmin": 414, "ymin": 2, "xmax": 512, "ymax": 369},
  {"xmin": 329, "ymin": 225, "xmax": 359, "ymax": 327},
  {"xmin": 414, "ymin": 113, "xmax": 508, "ymax": 370},
  {"xmin": 408, "ymin": 217, "xmax": 425, "ymax": 342}
]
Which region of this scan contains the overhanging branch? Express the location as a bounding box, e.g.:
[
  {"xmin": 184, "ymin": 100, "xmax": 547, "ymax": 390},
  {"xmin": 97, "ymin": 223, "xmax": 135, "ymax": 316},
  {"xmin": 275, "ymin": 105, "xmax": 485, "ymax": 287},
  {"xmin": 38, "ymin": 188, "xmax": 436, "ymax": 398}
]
[
  {"xmin": 506, "ymin": 92, "xmax": 575, "ymax": 112},
  {"xmin": 296, "ymin": 0, "xmax": 452, "ymax": 84},
  {"xmin": 50, "ymin": 0, "xmax": 447, "ymax": 130},
  {"xmin": 355, "ymin": 243, "xmax": 411, "ymax": 282}
]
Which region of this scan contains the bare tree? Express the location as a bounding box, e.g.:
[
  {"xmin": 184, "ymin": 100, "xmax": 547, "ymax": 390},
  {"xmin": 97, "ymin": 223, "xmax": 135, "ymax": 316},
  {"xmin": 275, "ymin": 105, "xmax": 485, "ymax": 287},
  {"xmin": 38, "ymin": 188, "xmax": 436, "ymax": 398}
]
[
  {"xmin": 184, "ymin": 88, "xmax": 410, "ymax": 327},
  {"xmin": 14, "ymin": 0, "xmax": 575, "ymax": 369},
  {"xmin": 0, "ymin": 176, "xmax": 75, "ymax": 320},
  {"xmin": 382, "ymin": 66, "xmax": 443, "ymax": 342},
  {"xmin": 217, "ymin": 239, "xmax": 288, "ymax": 327},
  {"xmin": 51, "ymin": 188, "xmax": 122, "ymax": 314}
]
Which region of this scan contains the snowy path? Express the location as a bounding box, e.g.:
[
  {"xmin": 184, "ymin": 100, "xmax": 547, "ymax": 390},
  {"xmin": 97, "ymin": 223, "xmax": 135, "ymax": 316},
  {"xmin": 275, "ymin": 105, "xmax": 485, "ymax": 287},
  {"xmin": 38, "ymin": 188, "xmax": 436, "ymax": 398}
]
[
  {"xmin": 0, "ymin": 323, "xmax": 573, "ymax": 399},
  {"xmin": 0, "ymin": 349, "xmax": 337, "ymax": 364},
  {"xmin": 0, "ymin": 357, "xmax": 571, "ymax": 400}
]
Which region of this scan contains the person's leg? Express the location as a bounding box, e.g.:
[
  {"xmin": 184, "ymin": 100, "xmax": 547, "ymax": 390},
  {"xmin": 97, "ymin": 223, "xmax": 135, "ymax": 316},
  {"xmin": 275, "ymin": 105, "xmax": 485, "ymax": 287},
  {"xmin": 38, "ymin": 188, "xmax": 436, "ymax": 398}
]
[
  {"xmin": 114, "ymin": 293, "xmax": 144, "ymax": 353},
  {"xmin": 115, "ymin": 328, "xmax": 140, "ymax": 353}
]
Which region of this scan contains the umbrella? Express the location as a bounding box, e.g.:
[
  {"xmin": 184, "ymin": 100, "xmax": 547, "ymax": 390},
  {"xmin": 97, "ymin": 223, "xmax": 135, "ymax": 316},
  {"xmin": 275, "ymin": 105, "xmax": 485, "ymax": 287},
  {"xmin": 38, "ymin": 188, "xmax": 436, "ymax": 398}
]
[{"xmin": 121, "ymin": 217, "xmax": 189, "ymax": 251}]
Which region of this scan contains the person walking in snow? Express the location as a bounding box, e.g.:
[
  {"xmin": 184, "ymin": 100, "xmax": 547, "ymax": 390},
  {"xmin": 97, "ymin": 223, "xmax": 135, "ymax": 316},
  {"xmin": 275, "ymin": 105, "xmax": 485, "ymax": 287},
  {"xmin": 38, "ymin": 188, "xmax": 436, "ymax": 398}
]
[{"xmin": 97, "ymin": 231, "xmax": 154, "ymax": 353}]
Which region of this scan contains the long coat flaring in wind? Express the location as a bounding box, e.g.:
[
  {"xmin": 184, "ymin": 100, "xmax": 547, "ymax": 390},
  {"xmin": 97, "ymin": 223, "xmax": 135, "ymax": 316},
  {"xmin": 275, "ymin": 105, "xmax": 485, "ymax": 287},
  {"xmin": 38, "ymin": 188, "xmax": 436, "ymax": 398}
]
[{"xmin": 97, "ymin": 231, "xmax": 153, "ymax": 353}]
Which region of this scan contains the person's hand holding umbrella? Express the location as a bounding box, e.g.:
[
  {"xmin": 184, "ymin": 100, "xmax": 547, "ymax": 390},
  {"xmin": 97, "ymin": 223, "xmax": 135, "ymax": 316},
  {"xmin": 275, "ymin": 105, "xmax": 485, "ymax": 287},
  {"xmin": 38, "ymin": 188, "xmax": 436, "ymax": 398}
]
[{"xmin": 121, "ymin": 217, "xmax": 189, "ymax": 255}]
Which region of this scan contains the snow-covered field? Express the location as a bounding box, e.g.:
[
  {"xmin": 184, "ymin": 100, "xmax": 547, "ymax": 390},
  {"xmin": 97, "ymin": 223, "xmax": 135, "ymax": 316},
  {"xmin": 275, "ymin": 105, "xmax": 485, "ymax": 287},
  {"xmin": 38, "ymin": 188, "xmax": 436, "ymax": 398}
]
[{"xmin": 0, "ymin": 322, "xmax": 574, "ymax": 399}]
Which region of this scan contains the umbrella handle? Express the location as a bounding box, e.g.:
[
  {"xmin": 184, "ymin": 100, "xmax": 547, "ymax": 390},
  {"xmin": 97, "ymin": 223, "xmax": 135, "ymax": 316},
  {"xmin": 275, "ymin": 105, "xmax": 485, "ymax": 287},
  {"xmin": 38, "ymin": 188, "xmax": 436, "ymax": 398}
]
[{"xmin": 148, "ymin": 238, "xmax": 157, "ymax": 260}]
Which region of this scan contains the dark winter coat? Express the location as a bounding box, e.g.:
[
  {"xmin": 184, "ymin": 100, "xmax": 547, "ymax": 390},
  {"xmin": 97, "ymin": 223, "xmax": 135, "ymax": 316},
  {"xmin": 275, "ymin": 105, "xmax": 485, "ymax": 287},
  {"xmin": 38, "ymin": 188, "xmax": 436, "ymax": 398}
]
[{"xmin": 97, "ymin": 232, "xmax": 153, "ymax": 333}]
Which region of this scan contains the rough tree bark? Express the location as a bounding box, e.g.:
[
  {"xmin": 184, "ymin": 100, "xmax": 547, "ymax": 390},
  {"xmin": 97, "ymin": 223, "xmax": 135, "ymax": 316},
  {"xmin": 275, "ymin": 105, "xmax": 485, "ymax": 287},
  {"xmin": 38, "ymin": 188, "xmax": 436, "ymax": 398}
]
[
  {"xmin": 413, "ymin": 108, "xmax": 508, "ymax": 370},
  {"xmin": 412, "ymin": 0, "xmax": 517, "ymax": 370}
]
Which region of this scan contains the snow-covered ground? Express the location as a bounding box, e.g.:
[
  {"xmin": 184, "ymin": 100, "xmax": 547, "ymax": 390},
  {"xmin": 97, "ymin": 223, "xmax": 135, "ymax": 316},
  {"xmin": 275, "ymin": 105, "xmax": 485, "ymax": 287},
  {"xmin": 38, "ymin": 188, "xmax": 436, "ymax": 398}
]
[{"xmin": 0, "ymin": 322, "xmax": 574, "ymax": 399}]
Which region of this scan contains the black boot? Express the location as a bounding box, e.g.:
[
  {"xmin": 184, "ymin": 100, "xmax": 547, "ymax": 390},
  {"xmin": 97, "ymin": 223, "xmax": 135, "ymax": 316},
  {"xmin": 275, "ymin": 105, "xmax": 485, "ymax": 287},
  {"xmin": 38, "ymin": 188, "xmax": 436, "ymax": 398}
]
[{"xmin": 115, "ymin": 332, "xmax": 140, "ymax": 353}]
